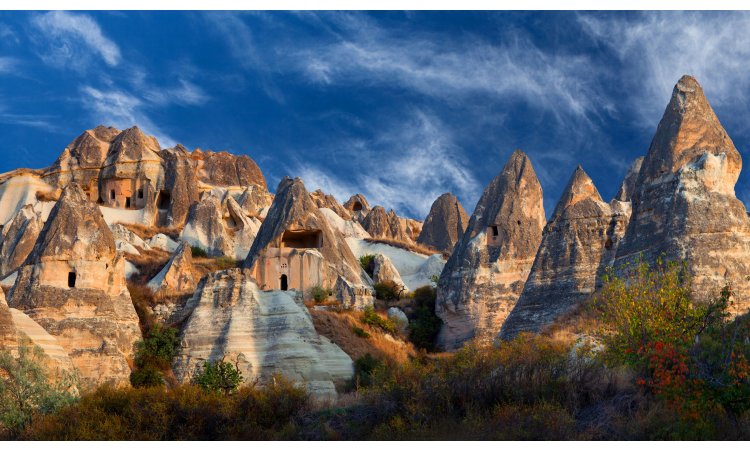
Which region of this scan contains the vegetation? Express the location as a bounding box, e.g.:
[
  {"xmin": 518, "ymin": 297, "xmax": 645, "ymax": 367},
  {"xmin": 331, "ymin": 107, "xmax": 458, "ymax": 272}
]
[
  {"xmin": 130, "ymin": 325, "xmax": 180, "ymax": 388},
  {"xmin": 0, "ymin": 342, "xmax": 76, "ymax": 438},
  {"xmin": 309, "ymin": 285, "xmax": 331, "ymax": 303},
  {"xmin": 191, "ymin": 359, "xmax": 245, "ymax": 395},
  {"xmin": 215, "ymin": 256, "xmax": 239, "ymax": 270},
  {"xmin": 361, "ymin": 307, "xmax": 397, "ymax": 334},
  {"xmin": 352, "ymin": 326, "xmax": 370, "ymax": 339},
  {"xmin": 373, "ymin": 280, "xmax": 404, "ymax": 301},
  {"xmin": 190, "ymin": 246, "xmax": 208, "ymax": 258},
  {"xmin": 359, "ymin": 254, "xmax": 375, "ymax": 276},
  {"xmin": 353, "ymin": 353, "xmax": 382, "ymax": 387},
  {"xmin": 407, "ymin": 286, "xmax": 443, "ymax": 351}
]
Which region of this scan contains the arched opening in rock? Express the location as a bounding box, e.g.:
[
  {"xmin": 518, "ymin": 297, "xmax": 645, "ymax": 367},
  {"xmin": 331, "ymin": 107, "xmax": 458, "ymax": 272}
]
[
  {"xmin": 157, "ymin": 190, "xmax": 171, "ymax": 209},
  {"xmin": 280, "ymin": 274, "xmax": 288, "ymax": 291},
  {"xmin": 68, "ymin": 272, "xmax": 77, "ymax": 288},
  {"xmin": 110, "ymin": 190, "xmax": 116, "ymax": 200},
  {"xmin": 125, "ymin": 197, "xmax": 131, "ymax": 208},
  {"xmin": 352, "ymin": 201, "xmax": 363, "ymax": 212}
]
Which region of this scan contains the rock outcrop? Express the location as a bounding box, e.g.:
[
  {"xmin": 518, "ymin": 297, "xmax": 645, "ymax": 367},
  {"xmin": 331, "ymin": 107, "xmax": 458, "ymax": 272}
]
[
  {"xmin": 7, "ymin": 184, "xmax": 141, "ymax": 387},
  {"xmin": 237, "ymin": 185, "xmax": 273, "ymax": 216},
  {"xmin": 310, "ymin": 189, "xmax": 351, "ymax": 220},
  {"xmin": 371, "ymin": 253, "xmax": 406, "ymax": 289},
  {"xmin": 343, "ymin": 194, "xmax": 371, "ymax": 222},
  {"xmin": 243, "ymin": 177, "xmax": 373, "ymax": 308},
  {"xmin": 614, "ymin": 75, "xmax": 750, "ymax": 314},
  {"xmin": 615, "ymin": 156, "xmax": 644, "ymax": 202},
  {"xmin": 160, "ymin": 145, "xmax": 200, "ymax": 228},
  {"xmin": 417, "ymin": 192, "xmax": 469, "ymax": 253},
  {"xmin": 173, "ymin": 269, "xmax": 353, "ymax": 401},
  {"xmin": 435, "ymin": 150, "xmax": 545, "ymax": 350},
  {"xmin": 361, "ymin": 206, "xmax": 413, "ymax": 243},
  {"xmin": 192, "ymin": 149, "xmax": 266, "ymax": 189},
  {"xmin": 147, "ymin": 241, "xmax": 197, "ymax": 297},
  {"xmin": 0, "ymin": 205, "xmax": 43, "ymax": 277},
  {"xmin": 499, "ymin": 166, "xmax": 630, "ymax": 340}
]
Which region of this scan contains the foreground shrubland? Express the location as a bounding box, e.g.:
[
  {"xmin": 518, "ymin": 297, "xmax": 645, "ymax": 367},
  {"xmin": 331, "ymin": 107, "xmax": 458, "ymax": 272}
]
[{"xmin": 3, "ymin": 261, "xmax": 750, "ymax": 440}]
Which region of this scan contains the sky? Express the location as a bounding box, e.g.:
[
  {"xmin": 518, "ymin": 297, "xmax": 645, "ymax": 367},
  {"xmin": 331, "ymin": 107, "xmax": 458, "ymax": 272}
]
[{"xmin": 2, "ymin": 11, "xmax": 750, "ymax": 220}]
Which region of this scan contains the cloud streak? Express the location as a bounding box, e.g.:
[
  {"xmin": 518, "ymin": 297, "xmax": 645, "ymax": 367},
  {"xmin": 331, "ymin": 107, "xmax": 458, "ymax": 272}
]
[{"xmin": 31, "ymin": 11, "xmax": 121, "ymax": 68}]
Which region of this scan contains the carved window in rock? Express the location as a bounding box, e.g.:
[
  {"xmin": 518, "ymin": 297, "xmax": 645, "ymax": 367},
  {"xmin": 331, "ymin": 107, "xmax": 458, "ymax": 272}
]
[
  {"xmin": 137, "ymin": 188, "xmax": 144, "ymax": 199},
  {"xmin": 110, "ymin": 190, "xmax": 116, "ymax": 200},
  {"xmin": 68, "ymin": 272, "xmax": 76, "ymax": 288},
  {"xmin": 281, "ymin": 229, "xmax": 323, "ymax": 249},
  {"xmin": 487, "ymin": 225, "xmax": 503, "ymax": 247}
]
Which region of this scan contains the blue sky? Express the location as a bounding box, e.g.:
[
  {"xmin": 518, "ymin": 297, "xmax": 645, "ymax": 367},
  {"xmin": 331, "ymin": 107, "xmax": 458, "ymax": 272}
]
[{"xmin": 2, "ymin": 11, "xmax": 750, "ymax": 220}]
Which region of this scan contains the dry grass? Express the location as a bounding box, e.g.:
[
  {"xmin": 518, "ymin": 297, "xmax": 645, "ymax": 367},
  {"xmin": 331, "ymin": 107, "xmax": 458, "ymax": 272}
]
[
  {"xmin": 126, "ymin": 249, "xmax": 171, "ymax": 285},
  {"xmin": 310, "ymin": 309, "xmax": 416, "ymax": 364},
  {"xmin": 117, "ymin": 222, "xmax": 182, "ymax": 240},
  {"xmin": 541, "ymin": 298, "xmax": 605, "ymax": 345},
  {"xmin": 363, "ymin": 237, "xmax": 447, "ymax": 258}
]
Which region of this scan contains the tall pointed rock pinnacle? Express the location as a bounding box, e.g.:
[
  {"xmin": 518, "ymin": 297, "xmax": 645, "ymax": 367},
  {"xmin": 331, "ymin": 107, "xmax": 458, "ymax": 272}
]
[
  {"xmin": 435, "ymin": 149, "xmax": 546, "ymax": 350},
  {"xmin": 615, "ymin": 75, "xmax": 750, "ymax": 313},
  {"xmin": 499, "ymin": 165, "xmax": 629, "ymax": 340}
]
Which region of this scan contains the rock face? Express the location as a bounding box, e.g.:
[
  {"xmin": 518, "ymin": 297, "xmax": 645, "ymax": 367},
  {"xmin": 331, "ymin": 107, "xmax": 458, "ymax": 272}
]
[
  {"xmin": 0, "ymin": 288, "xmax": 74, "ymax": 378},
  {"xmin": 237, "ymin": 185, "xmax": 273, "ymax": 216},
  {"xmin": 7, "ymin": 184, "xmax": 141, "ymax": 387},
  {"xmin": 361, "ymin": 206, "xmax": 413, "ymax": 243},
  {"xmin": 614, "ymin": 75, "xmax": 750, "ymax": 313},
  {"xmin": 181, "ymin": 190, "xmax": 260, "ymax": 259},
  {"xmin": 615, "ymin": 156, "xmax": 644, "ymax": 202},
  {"xmin": 371, "ymin": 253, "xmax": 406, "ymax": 289},
  {"xmin": 193, "ymin": 149, "xmax": 266, "ymax": 189},
  {"xmin": 417, "ymin": 192, "xmax": 469, "ymax": 253},
  {"xmin": 0, "ymin": 205, "xmax": 43, "ymax": 277},
  {"xmin": 173, "ymin": 269, "xmax": 353, "ymax": 401},
  {"xmin": 160, "ymin": 145, "xmax": 200, "ymax": 228},
  {"xmin": 147, "ymin": 241, "xmax": 196, "ymax": 297},
  {"xmin": 244, "ymin": 177, "xmax": 373, "ymax": 307},
  {"xmin": 343, "ymin": 194, "xmax": 371, "ymax": 222},
  {"xmin": 310, "ymin": 189, "xmax": 351, "ymax": 220},
  {"xmin": 499, "ymin": 166, "xmax": 630, "ymax": 340},
  {"xmin": 435, "ymin": 150, "xmax": 545, "ymax": 350}
]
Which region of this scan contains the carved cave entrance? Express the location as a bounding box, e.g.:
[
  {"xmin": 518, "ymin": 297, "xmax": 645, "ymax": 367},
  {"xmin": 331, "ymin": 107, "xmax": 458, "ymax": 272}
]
[
  {"xmin": 68, "ymin": 272, "xmax": 76, "ymax": 288},
  {"xmin": 281, "ymin": 229, "xmax": 322, "ymax": 249},
  {"xmin": 280, "ymin": 274, "xmax": 288, "ymax": 291}
]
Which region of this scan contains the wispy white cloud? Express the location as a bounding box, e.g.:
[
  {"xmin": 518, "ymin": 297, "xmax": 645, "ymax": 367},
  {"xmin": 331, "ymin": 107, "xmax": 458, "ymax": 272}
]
[
  {"xmin": 0, "ymin": 56, "xmax": 19, "ymax": 74},
  {"xmin": 141, "ymin": 78, "xmax": 210, "ymax": 107},
  {"xmin": 30, "ymin": 11, "xmax": 121, "ymax": 68},
  {"xmin": 80, "ymin": 86, "xmax": 175, "ymax": 147},
  {"xmin": 579, "ymin": 12, "xmax": 750, "ymax": 127},
  {"xmin": 294, "ymin": 111, "xmax": 481, "ymax": 219}
]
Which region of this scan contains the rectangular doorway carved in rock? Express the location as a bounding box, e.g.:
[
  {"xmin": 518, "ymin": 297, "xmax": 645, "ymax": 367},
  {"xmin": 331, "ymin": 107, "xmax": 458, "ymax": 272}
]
[{"xmin": 68, "ymin": 272, "xmax": 76, "ymax": 288}]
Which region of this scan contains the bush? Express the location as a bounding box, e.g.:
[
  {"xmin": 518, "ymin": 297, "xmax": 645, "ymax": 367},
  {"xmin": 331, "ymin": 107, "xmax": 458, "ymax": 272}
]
[
  {"xmin": 373, "ymin": 281, "xmax": 403, "ymax": 301},
  {"xmin": 130, "ymin": 325, "xmax": 179, "ymax": 388},
  {"xmin": 353, "ymin": 354, "xmax": 382, "ymax": 387},
  {"xmin": 408, "ymin": 286, "xmax": 442, "ymax": 352},
  {"xmin": 191, "ymin": 246, "xmax": 208, "ymax": 258},
  {"xmin": 359, "ymin": 254, "xmax": 375, "ymax": 276},
  {"xmin": 309, "ymin": 285, "xmax": 331, "ymax": 303},
  {"xmin": 352, "ymin": 326, "xmax": 371, "ymax": 339},
  {"xmin": 215, "ymin": 256, "xmax": 239, "ymax": 270},
  {"xmin": 191, "ymin": 359, "xmax": 244, "ymax": 395},
  {"xmin": 361, "ymin": 307, "xmax": 397, "ymax": 334},
  {"xmin": 0, "ymin": 342, "xmax": 77, "ymax": 438}
]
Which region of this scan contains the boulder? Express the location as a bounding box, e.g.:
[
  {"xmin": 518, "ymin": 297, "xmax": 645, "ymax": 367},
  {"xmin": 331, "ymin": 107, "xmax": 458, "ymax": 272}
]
[
  {"xmin": 0, "ymin": 204, "xmax": 43, "ymax": 277},
  {"xmin": 417, "ymin": 192, "xmax": 469, "ymax": 253},
  {"xmin": 435, "ymin": 150, "xmax": 545, "ymax": 350},
  {"xmin": 372, "ymin": 253, "xmax": 406, "ymax": 289},
  {"xmin": 499, "ymin": 166, "xmax": 630, "ymax": 340},
  {"xmin": 6, "ymin": 184, "xmax": 142, "ymax": 388},
  {"xmin": 244, "ymin": 177, "xmax": 373, "ymax": 308},
  {"xmin": 173, "ymin": 269, "xmax": 353, "ymax": 401},
  {"xmin": 614, "ymin": 75, "xmax": 750, "ymax": 314},
  {"xmin": 147, "ymin": 241, "xmax": 197, "ymax": 297},
  {"xmin": 387, "ymin": 307, "xmax": 409, "ymax": 332}
]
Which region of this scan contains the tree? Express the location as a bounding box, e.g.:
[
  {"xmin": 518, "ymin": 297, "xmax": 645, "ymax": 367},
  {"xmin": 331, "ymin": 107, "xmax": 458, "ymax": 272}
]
[
  {"xmin": 191, "ymin": 358, "xmax": 244, "ymax": 394},
  {"xmin": 130, "ymin": 324, "xmax": 179, "ymax": 388},
  {"xmin": 0, "ymin": 341, "xmax": 76, "ymax": 437}
]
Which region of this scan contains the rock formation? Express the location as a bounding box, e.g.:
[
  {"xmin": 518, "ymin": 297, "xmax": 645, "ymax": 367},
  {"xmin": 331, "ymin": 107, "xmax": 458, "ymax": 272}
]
[
  {"xmin": 417, "ymin": 192, "xmax": 469, "ymax": 253},
  {"xmin": 310, "ymin": 189, "xmax": 351, "ymax": 220},
  {"xmin": 147, "ymin": 241, "xmax": 197, "ymax": 297},
  {"xmin": 615, "ymin": 156, "xmax": 644, "ymax": 202},
  {"xmin": 0, "ymin": 205, "xmax": 43, "ymax": 277},
  {"xmin": 343, "ymin": 194, "xmax": 371, "ymax": 222},
  {"xmin": 173, "ymin": 269, "xmax": 353, "ymax": 401},
  {"xmin": 614, "ymin": 75, "xmax": 750, "ymax": 314},
  {"xmin": 160, "ymin": 145, "xmax": 200, "ymax": 227},
  {"xmin": 192, "ymin": 149, "xmax": 266, "ymax": 189},
  {"xmin": 435, "ymin": 150, "xmax": 545, "ymax": 350},
  {"xmin": 243, "ymin": 177, "xmax": 373, "ymax": 308},
  {"xmin": 7, "ymin": 184, "xmax": 141, "ymax": 387},
  {"xmin": 361, "ymin": 206, "xmax": 413, "ymax": 243},
  {"xmin": 237, "ymin": 185, "xmax": 273, "ymax": 216},
  {"xmin": 371, "ymin": 253, "xmax": 406, "ymax": 289},
  {"xmin": 499, "ymin": 166, "xmax": 630, "ymax": 340}
]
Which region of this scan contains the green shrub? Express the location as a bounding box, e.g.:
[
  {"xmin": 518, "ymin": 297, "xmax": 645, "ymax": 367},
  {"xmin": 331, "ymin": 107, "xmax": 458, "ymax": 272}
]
[
  {"xmin": 130, "ymin": 324, "xmax": 179, "ymax": 388},
  {"xmin": 408, "ymin": 286, "xmax": 442, "ymax": 351},
  {"xmin": 309, "ymin": 285, "xmax": 331, "ymax": 303},
  {"xmin": 354, "ymin": 354, "xmax": 382, "ymax": 387},
  {"xmin": 0, "ymin": 342, "xmax": 77, "ymax": 438},
  {"xmin": 352, "ymin": 326, "xmax": 371, "ymax": 339},
  {"xmin": 190, "ymin": 246, "xmax": 208, "ymax": 258},
  {"xmin": 215, "ymin": 256, "xmax": 239, "ymax": 270},
  {"xmin": 359, "ymin": 254, "xmax": 375, "ymax": 276},
  {"xmin": 373, "ymin": 281, "xmax": 403, "ymax": 301},
  {"xmin": 191, "ymin": 359, "xmax": 244, "ymax": 395},
  {"xmin": 361, "ymin": 307, "xmax": 397, "ymax": 334}
]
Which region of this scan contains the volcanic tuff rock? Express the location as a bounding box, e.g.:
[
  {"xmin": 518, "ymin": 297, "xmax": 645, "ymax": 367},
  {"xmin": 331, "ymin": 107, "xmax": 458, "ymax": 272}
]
[
  {"xmin": 361, "ymin": 206, "xmax": 413, "ymax": 243},
  {"xmin": 310, "ymin": 189, "xmax": 352, "ymax": 220},
  {"xmin": 499, "ymin": 166, "xmax": 631, "ymax": 340},
  {"xmin": 160, "ymin": 145, "xmax": 201, "ymax": 227},
  {"xmin": 147, "ymin": 241, "xmax": 197, "ymax": 297},
  {"xmin": 435, "ymin": 150, "xmax": 545, "ymax": 350},
  {"xmin": 192, "ymin": 149, "xmax": 266, "ymax": 189},
  {"xmin": 7, "ymin": 184, "xmax": 141, "ymax": 387},
  {"xmin": 0, "ymin": 204, "xmax": 43, "ymax": 277},
  {"xmin": 615, "ymin": 156, "xmax": 644, "ymax": 202},
  {"xmin": 343, "ymin": 193, "xmax": 371, "ymax": 222},
  {"xmin": 0, "ymin": 288, "xmax": 75, "ymax": 378},
  {"xmin": 45, "ymin": 125, "xmax": 120, "ymax": 190},
  {"xmin": 172, "ymin": 269, "xmax": 353, "ymax": 401},
  {"xmin": 238, "ymin": 185, "xmax": 274, "ymax": 216},
  {"xmin": 614, "ymin": 75, "xmax": 750, "ymax": 314},
  {"xmin": 417, "ymin": 192, "xmax": 469, "ymax": 253},
  {"xmin": 371, "ymin": 253, "xmax": 406, "ymax": 289},
  {"xmin": 244, "ymin": 177, "xmax": 372, "ymax": 307}
]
